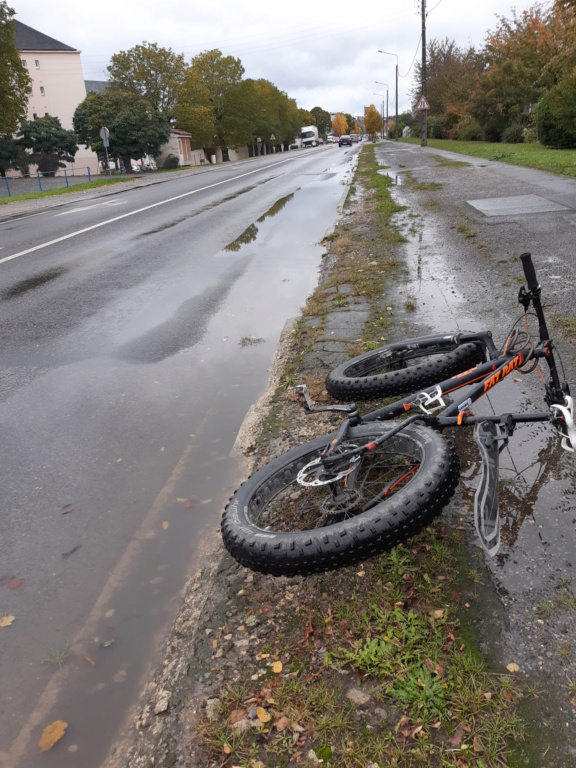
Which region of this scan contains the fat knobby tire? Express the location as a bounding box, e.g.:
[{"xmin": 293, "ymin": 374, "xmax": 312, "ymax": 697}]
[
  {"xmin": 325, "ymin": 339, "xmax": 485, "ymax": 401},
  {"xmin": 221, "ymin": 422, "xmax": 460, "ymax": 576}
]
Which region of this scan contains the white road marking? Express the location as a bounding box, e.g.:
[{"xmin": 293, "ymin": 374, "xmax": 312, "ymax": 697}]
[
  {"xmin": 0, "ymin": 157, "xmax": 295, "ymax": 266},
  {"xmin": 55, "ymin": 200, "xmax": 127, "ymax": 215}
]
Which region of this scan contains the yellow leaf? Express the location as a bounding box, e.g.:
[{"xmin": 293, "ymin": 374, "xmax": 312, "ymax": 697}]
[
  {"xmin": 39, "ymin": 720, "xmax": 68, "ymax": 751},
  {"xmin": 256, "ymin": 707, "xmax": 271, "ymax": 723},
  {"xmin": 223, "ymin": 744, "xmax": 231, "ymax": 754},
  {"xmin": 116, "ymin": 458, "xmax": 122, "ymax": 463},
  {"xmin": 506, "ymin": 663, "xmax": 520, "ymax": 673},
  {"xmin": 272, "ymin": 661, "xmax": 283, "ymax": 674},
  {"xmin": 162, "ymin": 521, "xmax": 169, "ymax": 530},
  {"xmin": 432, "ymin": 609, "xmax": 444, "ymax": 619},
  {"xmin": 0, "ymin": 615, "xmax": 15, "ymax": 627}
]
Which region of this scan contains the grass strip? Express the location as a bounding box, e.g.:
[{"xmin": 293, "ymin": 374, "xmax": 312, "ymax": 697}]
[
  {"xmin": 0, "ymin": 176, "xmax": 137, "ymax": 205},
  {"xmin": 400, "ymin": 138, "xmax": 576, "ymax": 177}
]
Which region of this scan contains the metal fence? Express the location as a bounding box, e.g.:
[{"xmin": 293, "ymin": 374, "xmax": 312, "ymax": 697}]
[{"xmin": 1, "ymin": 167, "xmax": 93, "ymax": 199}]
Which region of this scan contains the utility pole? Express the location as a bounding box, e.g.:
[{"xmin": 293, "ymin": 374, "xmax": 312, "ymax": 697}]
[{"xmin": 421, "ymin": 0, "xmax": 427, "ymax": 147}]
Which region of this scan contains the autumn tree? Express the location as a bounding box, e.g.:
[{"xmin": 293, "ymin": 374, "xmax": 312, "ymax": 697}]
[
  {"xmin": 174, "ymin": 49, "xmax": 244, "ymax": 158},
  {"xmin": 0, "ymin": 1, "xmax": 31, "ymax": 134},
  {"xmin": 536, "ymin": 1, "xmax": 576, "ymax": 146},
  {"xmin": 412, "ymin": 38, "xmax": 482, "ymax": 136},
  {"xmin": 364, "ymin": 105, "xmax": 382, "ymax": 137},
  {"xmin": 107, "ymin": 42, "xmax": 186, "ymax": 115},
  {"xmin": 471, "ymin": 6, "xmax": 554, "ymax": 140},
  {"xmin": 332, "ymin": 113, "xmax": 347, "ymax": 135}
]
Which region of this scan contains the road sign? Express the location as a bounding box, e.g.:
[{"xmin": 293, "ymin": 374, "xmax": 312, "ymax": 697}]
[
  {"xmin": 99, "ymin": 126, "xmax": 110, "ymax": 147},
  {"xmin": 415, "ymin": 95, "xmax": 430, "ymax": 111},
  {"xmin": 270, "ymin": 134, "xmax": 275, "ymax": 141}
]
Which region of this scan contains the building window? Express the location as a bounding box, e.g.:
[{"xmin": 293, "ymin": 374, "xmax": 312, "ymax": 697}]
[
  {"xmin": 33, "ymin": 113, "xmax": 37, "ymax": 120},
  {"xmin": 22, "ymin": 59, "xmax": 27, "ymax": 68},
  {"xmin": 35, "ymin": 60, "xmax": 40, "ymax": 69},
  {"xmin": 40, "ymin": 86, "xmax": 45, "ymax": 95}
]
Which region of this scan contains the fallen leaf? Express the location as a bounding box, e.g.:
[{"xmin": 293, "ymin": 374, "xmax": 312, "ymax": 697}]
[
  {"xmin": 506, "ymin": 663, "xmax": 520, "ymax": 673},
  {"xmin": 473, "ymin": 734, "xmax": 483, "ymax": 752},
  {"xmin": 223, "ymin": 744, "xmax": 231, "ymax": 754},
  {"xmin": 503, "ymin": 689, "xmax": 514, "ymax": 702},
  {"xmin": 116, "ymin": 458, "xmax": 122, "ymax": 463},
  {"xmin": 61, "ymin": 504, "xmax": 74, "ymax": 515},
  {"xmin": 82, "ymin": 651, "xmax": 96, "ymax": 666},
  {"xmin": 272, "ymin": 661, "xmax": 283, "ymax": 674},
  {"xmin": 8, "ymin": 577, "xmax": 23, "ymax": 590},
  {"xmin": 256, "ymin": 707, "xmax": 271, "ymax": 723},
  {"xmin": 432, "ymin": 609, "xmax": 445, "ymax": 619},
  {"xmin": 275, "ymin": 716, "xmax": 290, "ymax": 731},
  {"xmin": 0, "ymin": 614, "xmax": 15, "ymax": 627},
  {"xmin": 230, "ymin": 709, "xmax": 247, "ymax": 724},
  {"xmin": 39, "ymin": 720, "xmax": 68, "ymax": 751},
  {"xmin": 162, "ymin": 521, "xmax": 169, "ymax": 530}
]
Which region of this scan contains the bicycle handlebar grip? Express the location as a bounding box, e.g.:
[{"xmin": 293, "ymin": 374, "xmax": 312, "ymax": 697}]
[{"xmin": 520, "ymin": 252, "xmax": 539, "ymax": 291}]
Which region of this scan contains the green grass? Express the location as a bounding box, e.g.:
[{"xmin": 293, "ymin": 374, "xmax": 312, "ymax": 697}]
[
  {"xmin": 400, "ymin": 138, "xmax": 576, "ymax": 177},
  {"xmin": 0, "ymin": 176, "xmax": 137, "ymax": 205}
]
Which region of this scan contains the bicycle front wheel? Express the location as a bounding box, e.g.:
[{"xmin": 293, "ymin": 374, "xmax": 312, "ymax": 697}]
[
  {"xmin": 221, "ymin": 422, "xmax": 459, "ymax": 576},
  {"xmin": 325, "ymin": 339, "xmax": 485, "ymax": 401}
]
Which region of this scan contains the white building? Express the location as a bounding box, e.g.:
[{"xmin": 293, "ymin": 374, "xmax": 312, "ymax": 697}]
[{"xmin": 14, "ymin": 20, "xmax": 99, "ymax": 175}]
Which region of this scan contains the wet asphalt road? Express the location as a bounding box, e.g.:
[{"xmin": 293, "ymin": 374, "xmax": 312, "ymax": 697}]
[
  {"xmin": 0, "ymin": 146, "xmax": 360, "ymax": 767},
  {"xmin": 375, "ymin": 141, "xmax": 576, "ymax": 764}
]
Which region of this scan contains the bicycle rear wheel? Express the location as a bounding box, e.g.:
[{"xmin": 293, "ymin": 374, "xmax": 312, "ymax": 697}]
[
  {"xmin": 221, "ymin": 422, "xmax": 459, "ymax": 576},
  {"xmin": 325, "ymin": 339, "xmax": 485, "ymax": 401}
]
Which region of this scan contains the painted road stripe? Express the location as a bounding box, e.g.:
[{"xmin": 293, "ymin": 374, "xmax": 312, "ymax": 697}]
[{"xmin": 0, "ymin": 157, "xmax": 295, "ymax": 266}]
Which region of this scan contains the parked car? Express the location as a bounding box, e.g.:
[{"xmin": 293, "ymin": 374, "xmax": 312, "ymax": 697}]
[{"xmin": 339, "ymin": 135, "xmax": 352, "ymax": 147}]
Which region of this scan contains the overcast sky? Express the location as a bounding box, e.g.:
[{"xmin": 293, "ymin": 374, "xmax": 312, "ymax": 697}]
[{"xmin": 12, "ymin": 0, "xmax": 540, "ymax": 117}]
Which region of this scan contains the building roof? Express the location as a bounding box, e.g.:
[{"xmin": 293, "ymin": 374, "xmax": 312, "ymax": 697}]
[
  {"xmin": 14, "ymin": 20, "xmax": 77, "ymax": 52},
  {"xmin": 85, "ymin": 80, "xmax": 109, "ymax": 95}
]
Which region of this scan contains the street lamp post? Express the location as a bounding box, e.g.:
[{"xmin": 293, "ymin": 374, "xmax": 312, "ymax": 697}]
[
  {"xmin": 374, "ymin": 83, "xmax": 388, "ymax": 138},
  {"xmin": 378, "ymin": 50, "xmax": 398, "ymax": 140}
]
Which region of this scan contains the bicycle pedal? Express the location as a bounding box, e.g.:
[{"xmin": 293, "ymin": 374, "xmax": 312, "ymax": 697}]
[{"xmin": 413, "ymin": 385, "xmax": 446, "ymax": 415}]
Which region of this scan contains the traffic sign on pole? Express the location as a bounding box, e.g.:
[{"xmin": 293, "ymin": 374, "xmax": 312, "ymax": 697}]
[{"xmin": 415, "ymin": 95, "xmax": 430, "ymax": 112}]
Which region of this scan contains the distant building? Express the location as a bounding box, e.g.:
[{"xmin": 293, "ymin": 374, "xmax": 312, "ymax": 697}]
[
  {"xmin": 14, "ymin": 20, "xmax": 98, "ymax": 174},
  {"xmin": 84, "ymin": 80, "xmax": 109, "ymax": 95}
]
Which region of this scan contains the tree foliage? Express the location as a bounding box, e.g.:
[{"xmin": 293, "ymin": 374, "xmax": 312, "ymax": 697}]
[
  {"xmin": 363, "ymin": 104, "xmax": 382, "ymax": 137},
  {"xmin": 18, "ymin": 115, "xmax": 77, "ymax": 174},
  {"xmin": 0, "ymin": 1, "xmax": 31, "ymax": 134},
  {"xmin": 310, "ymin": 106, "xmax": 332, "ymax": 137},
  {"xmin": 107, "ymin": 42, "xmax": 186, "ymax": 114},
  {"xmin": 73, "ymin": 90, "xmax": 170, "ymax": 171},
  {"xmin": 174, "ymin": 49, "xmax": 245, "ymax": 153},
  {"xmin": 471, "ymin": 7, "xmax": 554, "ymax": 140},
  {"xmin": 0, "ymin": 133, "xmax": 19, "ymax": 176},
  {"xmin": 332, "ymin": 113, "xmax": 348, "ymax": 135},
  {"xmin": 413, "ymin": 38, "xmax": 481, "ymax": 137}
]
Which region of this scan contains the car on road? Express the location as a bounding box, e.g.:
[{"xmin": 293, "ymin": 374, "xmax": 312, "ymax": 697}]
[{"xmin": 339, "ymin": 135, "xmax": 352, "ymax": 147}]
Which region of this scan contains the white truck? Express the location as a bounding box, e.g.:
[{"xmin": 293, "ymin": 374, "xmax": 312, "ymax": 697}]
[{"xmin": 300, "ymin": 125, "xmax": 319, "ymax": 147}]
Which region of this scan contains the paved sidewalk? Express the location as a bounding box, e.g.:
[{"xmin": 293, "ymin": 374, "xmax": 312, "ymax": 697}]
[{"xmin": 0, "ymin": 166, "xmax": 207, "ymax": 221}]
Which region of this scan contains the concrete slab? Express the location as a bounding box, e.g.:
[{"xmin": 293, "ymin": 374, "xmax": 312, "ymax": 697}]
[{"xmin": 467, "ymin": 194, "xmax": 569, "ymax": 217}]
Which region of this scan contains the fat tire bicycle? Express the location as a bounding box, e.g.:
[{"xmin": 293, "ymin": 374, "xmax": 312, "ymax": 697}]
[{"xmin": 221, "ymin": 253, "xmax": 575, "ymax": 577}]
